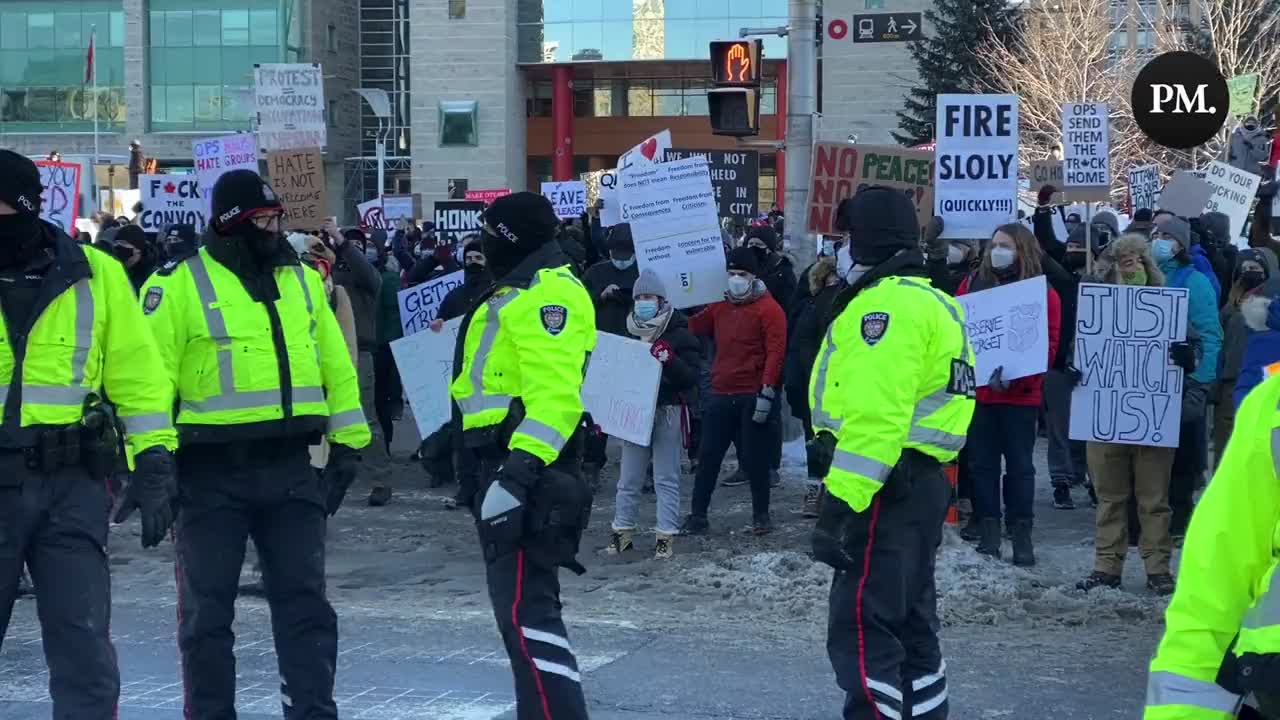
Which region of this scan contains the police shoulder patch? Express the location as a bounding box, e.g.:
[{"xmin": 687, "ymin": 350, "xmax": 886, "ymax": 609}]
[
  {"xmin": 143, "ymin": 287, "xmax": 164, "ymax": 315},
  {"xmin": 540, "ymin": 304, "xmax": 568, "ymax": 335},
  {"xmin": 860, "ymin": 311, "xmax": 890, "ymax": 345}
]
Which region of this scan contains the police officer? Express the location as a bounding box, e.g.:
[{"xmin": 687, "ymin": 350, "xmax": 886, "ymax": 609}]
[
  {"xmin": 141, "ymin": 169, "xmax": 369, "ymax": 718},
  {"xmin": 0, "ymin": 149, "xmax": 178, "ymax": 717},
  {"xmin": 807, "ymin": 187, "xmax": 976, "ymax": 720},
  {"xmin": 450, "ymin": 192, "xmax": 595, "ymax": 719},
  {"xmin": 159, "ymin": 222, "xmax": 199, "ymax": 263},
  {"xmin": 1144, "ymin": 369, "xmax": 1280, "ymax": 720}
]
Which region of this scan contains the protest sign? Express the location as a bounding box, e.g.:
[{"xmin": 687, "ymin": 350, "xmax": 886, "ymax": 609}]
[
  {"xmin": 1128, "ymin": 165, "xmax": 1162, "ymax": 211},
  {"xmin": 618, "ymin": 129, "xmax": 671, "ymax": 172},
  {"xmin": 957, "ymin": 276, "xmax": 1049, "ymax": 385},
  {"xmin": 664, "ymin": 149, "xmax": 761, "ymax": 221},
  {"xmin": 1158, "ymin": 171, "xmax": 1214, "ymax": 218},
  {"xmin": 934, "ymin": 94, "xmax": 1019, "ymax": 239},
  {"xmin": 1061, "ymin": 103, "xmax": 1110, "ymax": 192},
  {"xmin": 382, "ymin": 194, "xmax": 420, "ymax": 223},
  {"xmin": 34, "ymin": 160, "xmax": 81, "ymax": 234},
  {"xmin": 398, "ymin": 270, "xmax": 465, "ymax": 336},
  {"xmin": 267, "ymin": 147, "xmax": 328, "ymax": 230},
  {"xmin": 541, "ymin": 180, "xmax": 587, "ymax": 219},
  {"xmin": 357, "ymin": 197, "xmax": 390, "ymax": 230},
  {"xmin": 391, "ymin": 317, "xmax": 462, "ymax": 439},
  {"xmin": 464, "ymin": 188, "xmax": 511, "ymax": 204},
  {"xmin": 1027, "ymin": 161, "xmax": 1109, "ymax": 203},
  {"xmin": 582, "ymin": 332, "xmax": 662, "ymax": 446},
  {"xmin": 1202, "ymin": 160, "xmax": 1261, "ymax": 240},
  {"xmin": 806, "ymin": 143, "xmax": 934, "ymax": 234},
  {"xmin": 433, "ymin": 200, "xmax": 485, "ymax": 246},
  {"xmin": 192, "ymin": 134, "xmax": 258, "ymax": 214},
  {"xmin": 619, "ymin": 156, "xmax": 728, "ymax": 308},
  {"xmin": 1228, "ymin": 73, "xmax": 1259, "ymax": 117},
  {"xmin": 581, "ymin": 169, "xmax": 623, "ymax": 226},
  {"xmin": 137, "ymin": 175, "xmax": 206, "ymax": 233},
  {"xmin": 254, "ymin": 63, "xmax": 326, "ymax": 151},
  {"xmin": 1069, "ymin": 283, "xmax": 1189, "ymax": 447}
]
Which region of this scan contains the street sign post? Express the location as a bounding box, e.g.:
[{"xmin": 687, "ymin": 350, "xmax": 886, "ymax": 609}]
[{"xmin": 850, "ymin": 12, "xmax": 922, "ymax": 43}]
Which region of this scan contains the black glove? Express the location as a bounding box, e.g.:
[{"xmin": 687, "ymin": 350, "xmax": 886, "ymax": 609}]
[
  {"xmin": 1065, "ymin": 364, "xmax": 1083, "ymax": 388},
  {"xmin": 479, "ymin": 449, "xmax": 544, "ymax": 558},
  {"xmin": 113, "ymin": 446, "xmax": 177, "ymax": 548},
  {"xmin": 811, "ymin": 491, "xmax": 859, "ymax": 570},
  {"xmin": 1169, "ymin": 342, "xmax": 1197, "ymax": 373},
  {"xmin": 323, "ymin": 444, "xmax": 361, "ymax": 516},
  {"xmin": 806, "ymin": 431, "xmax": 837, "ymax": 479}
]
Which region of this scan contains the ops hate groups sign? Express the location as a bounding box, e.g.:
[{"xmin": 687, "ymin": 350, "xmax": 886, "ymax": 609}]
[{"xmin": 935, "ymin": 94, "xmax": 1019, "ymax": 240}]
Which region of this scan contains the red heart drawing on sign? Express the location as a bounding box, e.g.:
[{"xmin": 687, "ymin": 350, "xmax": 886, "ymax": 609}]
[{"xmin": 640, "ymin": 138, "xmax": 658, "ymax": 160}]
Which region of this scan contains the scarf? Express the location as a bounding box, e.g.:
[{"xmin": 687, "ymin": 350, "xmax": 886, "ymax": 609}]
[
  {"xmin": 726, "ymin": 277, "xmax": 767, "ymax": 305},
  {"xmin": 626, "ymin": 305, "xmax": 673, "ymax": 343}
]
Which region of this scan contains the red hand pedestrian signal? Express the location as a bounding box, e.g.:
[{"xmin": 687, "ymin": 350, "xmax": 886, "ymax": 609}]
[{"xmin": 726, "ymin": 44, "xmax": 750, "ymax": 83}]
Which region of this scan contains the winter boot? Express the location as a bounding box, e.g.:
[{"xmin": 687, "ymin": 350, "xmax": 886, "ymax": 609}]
[
  {"xmin": 679, "ymin": 514, "xmax": 710, "ymax": 536},
  {"xmin": 751, "ymin": 512, "xmax": 773, "ymax": 536},
  {"xmin": 1009, "ymin": 520, "xmax": 1036, "ymax": 567},
  {"xmin": 1076, "ymin": 571, "xmax": 1121, "ymax": 592},
  {"xmin": 801, "ymin": 481, "xmax": 821, "ymax": 518},
  {"xmin": 1146, "ymin": 573, "xmax": 1175, "ymax": 596},
  {"xmin": 607, "ymin": 530, "xmax": 634, "ymax": 555},
  {"xmin": 959, "ymin": 516, "xmax": 982, "ymax": 543},
  {"xmin": 654, "ymin": 533, "xmax": 674, "ymax": 560},
  {"xmin": 1051, "ymin": 479, "xmax": 1075, "ymax": 509},
  {"xmin": 975, "ymin": 518, "xmax": 1002, "ymax": 559}
]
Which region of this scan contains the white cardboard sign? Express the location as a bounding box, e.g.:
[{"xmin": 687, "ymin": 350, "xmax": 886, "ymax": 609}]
[
  {"xmin": 192, "ymin": 134, "xmax": 258, "ymax": 215},
  {"xmin": 619, "ymin": 156, "xmax": 728, "ymax": 308},
  {"xmin": 618, "ymin": 129, "xmax": 672, "ymax": 172},
  {"xmin": 934, "ymin": 94, "xmax": 1020, "ymax": 239},
  {"xmin": 1069, "ymin": 283, "xmax": 1189, "ymax": 448},
  {"xmin": 391, "ymin": 317, "xmax": 462, "ymax": 439},
  {"xmin": 582, "ymin": 332, "xmax": 662, "ymax": 447},
  {"xmin": 598, "ymin": 169, "xmax": 622, "ymax": 227},
  {"xmin": 397, "ymin": 270, "xmax": 465, "ymax": 336},
  {"xmin": 1061, "ymin": 103, "xmax": 1109, "ymax": 188},
  {"xmin": 1202, "ymin": 160, "xmax": 1261, "ymax": 240},
  {"xmin": 253, "ymin": 63, "xmax": 327, "ymax": 151},
  {"xmin": 541, "ymin": 180, "xmax": 587, "ymax": 219},
  {"xmin": 358, "ymin": 197, "xmax": 392, "ymax": 230},
  {"xmin": 958, "ymin": 276, "xmax": 1050, "ymax": 385},
  {"xmin": 1128, "ymin": 165, "xmax": 1161, "ymax": 211},
  {"xmin": 137, "ymin": 175, "xmax": 206, "ymax": 233}
]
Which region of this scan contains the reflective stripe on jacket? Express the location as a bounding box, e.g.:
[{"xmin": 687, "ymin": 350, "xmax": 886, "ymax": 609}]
[
  {"xmin": 1145, "ymin": 370, "xmax": 1280, "ymax": 720},
  {"xmin": 0, "ymin": 241, "xmax": 177, "ymax": 464},
  {"xmin": 142, "ymin": 247, "xmax": 370, "ymax": 449},
  {"xmin": 450, "ymin": 259, "xmax": 596, "ymax": 465},
  {"xmin": 807, "ymin": 275, "xmax": 975, "ymax": 512}
]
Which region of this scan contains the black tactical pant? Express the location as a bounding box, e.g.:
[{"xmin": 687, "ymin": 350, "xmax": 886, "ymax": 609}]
[
  {"xmin": 0, "ymin": 453, "xmax": 119, "ymax": 719},
  {"xmin": 827, "ymin": 458, "xmax": 950, "ymax": 720},
  {"xmin": 174, "ymin": 440, "xmax": 337, "ymax": 720}
]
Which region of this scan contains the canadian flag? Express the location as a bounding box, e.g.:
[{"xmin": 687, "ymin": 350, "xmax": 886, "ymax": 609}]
[{"xmin": 84, "ymin": 29, "xmax": 94, "ymax": 85}]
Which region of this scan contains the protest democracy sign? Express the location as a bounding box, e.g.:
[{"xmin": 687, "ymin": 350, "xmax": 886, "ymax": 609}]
[
  {"xmin": 1158, "ymin": 171, "xmax": 1215, "ymax": 218},
  {"xmin": 664, "ymin": 149, "xmax": 761, "ymax": 221},
  {"xmin": 382, "ymin": 194, "xmax": 420, "ymax": 223},
  {"xmin": 464, "ymin": 188, "xmax": 511, "ymax": 204},
  {"xmin": 1069, "ymin": 283, "xmax": 1189, "ymax": 448},
  {"xmin": 267, "ymin": 147, "xmax": 328, "ymax": 230},
  {"xmin": 934, "ymin": 94, "xmax": 1019, "ymax": 239},
  {"xmin": 1061, "ymin": 103, "xmax": 1110, "ymax": 192},
  {"xmin": 254, "ymin": 63, "xmax": 326, "ymax": 151},
  {"xmin": 541, "ymin": 180, "xmax": 587, "ymax": 219},
  {"xmin": 357, "ymin": 197, "xmax": 391, "ymax": 230},
  {"xmin": 192, "ymin": 134, "xmax": 258, "ymax": 214},
  {"xmin": 1027, "ymin": 161, "xmax": 1108, "ymax": 203},
  {"xmin": 391, "ymin": 317, "xmax": 462, "ymax": 439},
  {"xmin": 582, "ymin": 332, "xmax": 662, "ymax": 447},
  {"xmin": 433, "ymin": 200, "xmax": 485, "ymax": 245},
  {"xmin": 398, "ymin": 270, "xmax": 464, "ymax": 336},
  {"xmin": 806, "ymin": 143, "xmax": 934, "ymax": 235},
  {"xmin": 137, "ymin": 174, "xmax": 206, "ymax": 233},
  {"xmin": 34, "ymin": 160, "xmax": 81, "ymax": 235},
  {"xmin": 618, "ymin": 129, "xmax": 671, "ymax": 172},
  {"xmin": 1202, "ymin": 160, "xmax": 1261, "ymax": 240},
  {"xmin": 619, "ymin": 156, "xmax": 728, "ymax": 308},
  {"xmin": 1128, "ymin": 165, "xmax": 1162, "ymax": 211},
  {"xmin": 957, "ymin": 276, "xmax": 1049, "ymax": 385}
]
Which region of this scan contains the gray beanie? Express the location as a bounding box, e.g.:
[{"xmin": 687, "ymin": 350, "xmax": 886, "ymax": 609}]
[
  {"xmin": 1092, "ymin": 210, "xmax": 1121, "ymax": 237},
  {"xmin": 633, "ymin": 268, "xmax": 666, "ymax": 299},
  {"xmin": 1160, "ymin": 216, "xmax": 1192, "ymax": 248}
]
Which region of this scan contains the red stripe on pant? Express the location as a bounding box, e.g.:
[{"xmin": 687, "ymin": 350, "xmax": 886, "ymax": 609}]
[
  {"xmin": 855, "ymin": 498, "xmax": 884, "ymax": 720},
  {"xmin": 511, "ymin": 550, "xmax": 554, "ymax": 720},
  {"xmin": 172, "ymin": 526, "xmax": 193, "ymax": 720}
]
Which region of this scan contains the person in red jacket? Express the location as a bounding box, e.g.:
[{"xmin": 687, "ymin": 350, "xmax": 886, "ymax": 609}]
[
  {"xmin": 957, "ymin": 223, "xmax": 1061, "ymax": 567},
  {"xmin": 681, "ymin": 247, "xmax": 788, "ymax": 536}
]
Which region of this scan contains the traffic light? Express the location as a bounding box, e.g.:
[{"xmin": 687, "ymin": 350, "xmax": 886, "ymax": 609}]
[{"xmin": 708, "ymin": 40, "xmax": 763, "ymax": 137}]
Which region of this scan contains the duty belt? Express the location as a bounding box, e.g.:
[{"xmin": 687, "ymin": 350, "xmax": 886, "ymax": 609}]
[{"xmin": 0, "ymin": 424, "xmax": 88, "ymax": 474}]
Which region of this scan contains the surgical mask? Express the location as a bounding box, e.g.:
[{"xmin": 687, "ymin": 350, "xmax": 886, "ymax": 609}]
[
  {"xmin": 364, "ymin": 247, "xmax": 379, "ymax": 263},
  {"xmin": 611, "ymin": 256, "xmax": 635, "ymax": 270},
  {"xmin": 990, "ymin": 246, "xmax": 1016, "ymax": 270},
  {"xmin": 727, "ymin": 275, "xmax": 752, "ymax": 296},
  {"xmin": 821, "ymin": 239, "xmax": 835, "ymax": 257},
  {"xmin": 1151, "ymin": 239, "xmax": 1176, "ymax": 263},
  {"xmin": 946, "ymin": 244, "xmax": 966, "ymax": 265},
  {"xmin": 633, "ymin": 300, "xmax": 660, "ymax": 321}
]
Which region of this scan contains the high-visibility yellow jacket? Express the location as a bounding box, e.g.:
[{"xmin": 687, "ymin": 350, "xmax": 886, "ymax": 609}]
[
  {"xmin": 808, "ymin": 274, "xmax": 975, "ymax": 512},
  {"xmin": 141, "ymin": 244, "xmax": 370, "ymax": 449},
  {"xmin": 0, "ymin": 231, "xmax": 177, "ymax": 464},
  {"xmin": 1144, "ymin": 371, "xmax": 1280, "ymax": 720},
  {"xmin": 450, "ymin": 243, "xmax": 595, "ymax": 465}
]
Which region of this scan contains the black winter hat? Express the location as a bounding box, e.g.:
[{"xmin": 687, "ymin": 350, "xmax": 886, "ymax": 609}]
[
  {"xmin": 838, "ymin": 186, "xmax": 919, "ymax": 263},
  {"xmin": 115, "ymin": 224, "xmax": 148, "ymax": 251},
  {"xmin": 745, "ymin": 225, "xmax": 779, "ymax": 251},
  {"xmin": 607, "ymin": 223, "xmax": 635, "ymax": 253},
  {"xmin": 727, "ymin": 246, "xmax": 761, "ymax": 276},
  {"xmin": 210, "ymin": 169, "xmax": 283, "ymax": 233},
  {"xmin": 463, "ymin": 238, "xmax": 484, "ymax": 256},
  {"xmin": 164, "ymin": 223, "xmax": 197, "ymax": 246},
  {"xmin": 0, "ymin": 149, "xmax": 43, "ymax": 215},
  {"xmin": 483, "ymin": 191, "xmax": 558, "ymax": 251}
]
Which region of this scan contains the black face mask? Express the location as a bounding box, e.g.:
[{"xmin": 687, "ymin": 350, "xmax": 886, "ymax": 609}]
[
  {"xmin": 0, "ymin": 213, "xmax": 47, "ymax": 270},
  {"xmin": 465, "ymin": 262, "xmax": 486, "ymax": 277},
  {"xmin": 749, "ymin": 245, "xmax": 769, "ymax": 264},
  {"xmin": 241, "ymin": 224, "xmax": 285, "ymax": 264},
  {"xmin": 1240, "ymin": 270, "xmax": 1267, "ymax": 290},
  {"xmin": 112, "ymin": 244, "xmax": 137, "ymax": 263},
  {"xmin": 1064, "ymin": 251, "xmax": 1088, "ymax": 270}
]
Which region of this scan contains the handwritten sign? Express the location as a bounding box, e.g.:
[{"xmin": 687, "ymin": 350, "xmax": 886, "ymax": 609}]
[
  {"xmin": 935, "ymin": 94, "xmax": 1020, "ymax": 239},
  {"xmin": 541, "ymin": 180, "xmax": 587, "ymax": 219},
  {"xmin": 398, "ymin": 270, "xmax": 464, "ymax": 336},
  {"xmin": 1069, "ymin": 283, "xmax": 1189, "ymax": 448},
  {"xmin": 1128, "ymin": 164, "xmax": 1161, "ymax": 211},
  {"xmin": 1028, "ymin": 160, "xmax": 1110, "ymax": 203},
  {"xmin": 806, "ymin": 143, "xmax": 934, "ymax": 235},
  {"xmin": 1061, "ymin": 103, "xmax": 1110, "ymax": 189},
  {"xmin": 1202, "ymin": 160, "xmax": 1261, "ymax": 240},
  {"xmin": 267, "ymin": 147, "xmax": 328, "ymax": 230},
  {"xmin": 582, "ymin": 332, "xmax": 662, "ymax": 446},
  {"xmin": 138, "ymin": 174, "xmax": 206, "ymax": 233},
  {"xmin": 193, "ymin": 134, "xmax": 258, "ymax": 214},
  {"xmin": 958, "ymin": 276, "xmax": 1049, "ymax": 385},
  {"xmin": 254, "ymin": 63, "xmax": 326, "ymax": 151},
  {"xmin": 34, "ymin": 160, "xmax": 81, "ymax": 235},
  {"xmin": 390, "ymin": 317, "xmax": 462, "ymax": 439},
  {"xmin": 618, "ymin": 129, "xmax": 671, "ymax": 172}
]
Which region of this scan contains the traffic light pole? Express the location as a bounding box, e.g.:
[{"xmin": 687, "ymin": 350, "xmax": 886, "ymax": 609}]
[{"xmin": 785, "ymin": 0, "xmax": 817, "ymax": 268}]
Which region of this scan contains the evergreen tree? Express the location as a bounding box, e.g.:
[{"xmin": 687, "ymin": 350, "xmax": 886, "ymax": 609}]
[{"xmin": 894, "ymin": 0, "xmax": 1022, "ymax": 146}]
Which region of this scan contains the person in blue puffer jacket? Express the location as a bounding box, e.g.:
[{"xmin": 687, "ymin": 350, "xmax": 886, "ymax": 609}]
[
  {"xmin": 1233, "ymin": 277, "xmax": 1280, "ymax": 407},
  {"xmin": 1151, "ymin": 216, "xmax": 1223, "ymax": 539}
]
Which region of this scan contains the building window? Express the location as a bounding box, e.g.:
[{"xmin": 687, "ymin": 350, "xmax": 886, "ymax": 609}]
[
  {"xmin": 326, "ymin": 24, "xmax": 336, "ymax": 52},
  {"xmin": 327, "ymin": 99, "xmax": 337, "ymax": 127},
  {"xmin": 0, "ymin": 0, "xmax": 126, "ymax": 132},
  {"xmin": 439, "ymin": 100, "xmax": 478, "ymax": 146},
  {"xmin": 449, "ymin": 0, "xmax": 465, "ymax": 19}
]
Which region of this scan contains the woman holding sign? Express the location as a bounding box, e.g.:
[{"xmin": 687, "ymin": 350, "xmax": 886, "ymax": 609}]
[{"xmin": 958, "ymin": 224, "xmax": 1061, "ymax": 567}]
